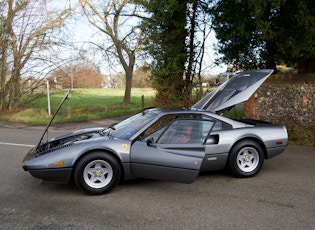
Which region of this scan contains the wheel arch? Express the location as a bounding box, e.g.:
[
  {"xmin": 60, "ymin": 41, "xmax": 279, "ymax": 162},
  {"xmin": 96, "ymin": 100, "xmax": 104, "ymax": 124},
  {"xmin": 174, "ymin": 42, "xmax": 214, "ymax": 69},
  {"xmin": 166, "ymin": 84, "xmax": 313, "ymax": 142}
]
[
  {"xmin": 72, "ymin": 148, "xmax": 124, "ymax": 181},
  {"xmin": 227, "ymin": 136, "xmax": 266, "ymax": 178},
  {"xmin": 231, "ymin": 136, "xmax": 267, "ymax": 159}
]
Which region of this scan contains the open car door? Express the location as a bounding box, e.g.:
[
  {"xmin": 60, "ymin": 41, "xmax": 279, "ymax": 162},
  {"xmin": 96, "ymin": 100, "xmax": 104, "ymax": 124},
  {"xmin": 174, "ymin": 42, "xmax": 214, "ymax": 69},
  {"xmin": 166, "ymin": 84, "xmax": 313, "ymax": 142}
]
[{"xmin": 130, "ymin": 119, "xmax": 214, "ymax": 183}]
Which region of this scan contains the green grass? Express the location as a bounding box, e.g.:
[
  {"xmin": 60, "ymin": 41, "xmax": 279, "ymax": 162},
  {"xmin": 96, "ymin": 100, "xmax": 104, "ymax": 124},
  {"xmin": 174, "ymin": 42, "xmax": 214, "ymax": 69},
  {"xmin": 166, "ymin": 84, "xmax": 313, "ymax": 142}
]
[{"xmin": 0, "ymin": 88, "xmax": 156, "ymax": 125}]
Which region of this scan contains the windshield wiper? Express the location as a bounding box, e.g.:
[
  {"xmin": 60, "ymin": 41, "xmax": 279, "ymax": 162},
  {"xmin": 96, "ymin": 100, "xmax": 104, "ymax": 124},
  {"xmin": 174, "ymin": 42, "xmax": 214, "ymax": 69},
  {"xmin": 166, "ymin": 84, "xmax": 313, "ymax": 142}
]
[
  {"xmin": 108, "ymin": 122, "xmax": 117, "ymax": 130},
  {"xmin": 101, "ymin": 123, "xmax": 117, "ymax": 137}
]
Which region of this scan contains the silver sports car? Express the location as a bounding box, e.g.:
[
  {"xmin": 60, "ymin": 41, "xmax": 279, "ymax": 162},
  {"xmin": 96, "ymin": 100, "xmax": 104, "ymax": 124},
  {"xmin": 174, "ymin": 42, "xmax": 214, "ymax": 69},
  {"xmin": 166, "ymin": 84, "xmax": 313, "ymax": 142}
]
[{"xmin": 23, "ymin": 69, "xmax": 288, "ymax": 195}]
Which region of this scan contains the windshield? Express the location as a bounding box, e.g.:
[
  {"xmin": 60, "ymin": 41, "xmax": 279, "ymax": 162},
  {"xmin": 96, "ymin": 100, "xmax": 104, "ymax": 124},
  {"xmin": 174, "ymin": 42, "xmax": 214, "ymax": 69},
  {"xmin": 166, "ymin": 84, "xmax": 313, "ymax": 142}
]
[{"xmin": 108, "ymin": 109, "xmax": 158, "ymax": 139}]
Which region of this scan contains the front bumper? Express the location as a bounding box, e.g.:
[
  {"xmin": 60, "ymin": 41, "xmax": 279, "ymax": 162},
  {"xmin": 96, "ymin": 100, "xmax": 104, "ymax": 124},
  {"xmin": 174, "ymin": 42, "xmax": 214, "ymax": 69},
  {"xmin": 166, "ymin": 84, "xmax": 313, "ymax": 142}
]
[
  {"xmin": 23, "ymin": 146, "xmax": 72, "ymax": 184},
  {"xmin": 28, "ymin": 167, "xmax": 72, "ymax": 184}
]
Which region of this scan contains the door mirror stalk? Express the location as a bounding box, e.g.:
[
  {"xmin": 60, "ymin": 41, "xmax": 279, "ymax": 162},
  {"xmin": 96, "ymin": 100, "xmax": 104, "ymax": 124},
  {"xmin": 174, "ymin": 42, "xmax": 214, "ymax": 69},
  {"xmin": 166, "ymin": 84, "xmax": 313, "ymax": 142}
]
[{"xmin": 147, "ymin": 137, "xmax": 155, "ymax": 146}]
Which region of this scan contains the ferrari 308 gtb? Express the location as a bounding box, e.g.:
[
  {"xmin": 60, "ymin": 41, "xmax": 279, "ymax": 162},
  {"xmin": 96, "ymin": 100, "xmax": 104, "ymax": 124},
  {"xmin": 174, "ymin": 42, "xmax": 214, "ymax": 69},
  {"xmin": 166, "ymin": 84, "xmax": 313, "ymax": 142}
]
[{"xmin": 23, "ymin": 69, "xmax": 288, "ymax": 195}]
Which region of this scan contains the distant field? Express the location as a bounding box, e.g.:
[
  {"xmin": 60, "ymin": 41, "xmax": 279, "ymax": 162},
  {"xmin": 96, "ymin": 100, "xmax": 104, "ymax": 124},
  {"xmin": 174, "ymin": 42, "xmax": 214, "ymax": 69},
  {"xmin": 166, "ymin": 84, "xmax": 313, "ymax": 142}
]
[{"xmin": 0, "ymin": 88, "xmax": 156, "ymax": 125}]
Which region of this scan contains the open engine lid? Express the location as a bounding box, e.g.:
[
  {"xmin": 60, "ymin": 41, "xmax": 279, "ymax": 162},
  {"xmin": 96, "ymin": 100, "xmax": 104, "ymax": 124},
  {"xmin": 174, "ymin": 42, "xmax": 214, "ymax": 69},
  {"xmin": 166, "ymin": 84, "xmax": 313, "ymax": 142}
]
[
  {"xmin": 35, "ymin": 88, "xmax": 71, "ymax": 150},
  {"xmin": 192, "ymin": 69, "xmax": 273, "ymax": 113}
]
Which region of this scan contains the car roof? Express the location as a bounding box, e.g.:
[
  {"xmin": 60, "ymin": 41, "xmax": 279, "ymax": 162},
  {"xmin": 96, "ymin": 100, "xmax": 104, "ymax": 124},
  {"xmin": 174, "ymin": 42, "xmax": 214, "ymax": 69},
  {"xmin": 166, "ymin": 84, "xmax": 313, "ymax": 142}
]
[{"xmin": 142, "ymin": 107, "xmax": 247, "ymax": 128}]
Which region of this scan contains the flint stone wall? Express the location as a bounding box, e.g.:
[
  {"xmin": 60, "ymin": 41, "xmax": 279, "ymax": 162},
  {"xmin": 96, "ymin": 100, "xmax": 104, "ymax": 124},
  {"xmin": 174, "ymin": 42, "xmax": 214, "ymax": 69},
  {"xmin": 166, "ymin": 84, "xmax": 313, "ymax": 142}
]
[{"xmin": 244, "ymin": 74, "xmax": 315, "ymax": 127}]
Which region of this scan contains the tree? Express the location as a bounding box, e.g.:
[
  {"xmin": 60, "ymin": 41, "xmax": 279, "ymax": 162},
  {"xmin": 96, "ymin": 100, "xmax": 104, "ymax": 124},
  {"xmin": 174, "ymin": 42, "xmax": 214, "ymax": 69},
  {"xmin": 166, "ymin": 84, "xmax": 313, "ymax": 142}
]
[
  {"xmin": 0, "ymin": 1, "xmax": 9, "ymax": 108},
  {"xmin": 187, "ymin": 0, "xmax": 215, "ymax": 101},
  {"xmin": 211, "ymin": 0, "xmax": 273, "ymax": 70},
  {"xmin": 274, "ymin": 0, "xmax": 315, "ymax": 72},
  {"xmin": 132, "ymin": 66, "xmax": 151, "ymax": 88},
  {"xmin": 138, "ymin": 0, "xmax": 214, "ymax": 107},
  {"xmin": 80, "ymin": 0, "xmax": 143, "ymax": 105},
  {"xmin": 139, "ymin": 0, "xmax": 188, "ymax": 107},
  {"xmin": 0, "ymin": 0, "xmax": 72, "ymax": 111},
  {"xmin": 211, "ymin": 0, "xmax": 315, "ymax": 73},
  {"xmin": 48, "ymin": 60, "xmax": 103, "ymax": 89}
]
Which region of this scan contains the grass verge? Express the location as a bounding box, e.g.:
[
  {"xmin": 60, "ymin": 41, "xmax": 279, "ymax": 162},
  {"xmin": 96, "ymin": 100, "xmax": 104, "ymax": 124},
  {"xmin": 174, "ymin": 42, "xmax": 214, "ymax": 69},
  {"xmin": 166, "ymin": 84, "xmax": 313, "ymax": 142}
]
[{"xmin": 0, "ymin": 88, "xmax": 156, "ymax": 126}]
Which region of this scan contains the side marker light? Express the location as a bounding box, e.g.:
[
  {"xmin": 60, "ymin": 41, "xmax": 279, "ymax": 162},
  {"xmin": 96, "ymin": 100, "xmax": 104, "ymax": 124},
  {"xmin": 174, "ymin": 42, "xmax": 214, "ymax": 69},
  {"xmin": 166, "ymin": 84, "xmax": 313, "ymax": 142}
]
[{"xmin": 54, "ymin": 161, "xmax": 64, "ymax": 166}]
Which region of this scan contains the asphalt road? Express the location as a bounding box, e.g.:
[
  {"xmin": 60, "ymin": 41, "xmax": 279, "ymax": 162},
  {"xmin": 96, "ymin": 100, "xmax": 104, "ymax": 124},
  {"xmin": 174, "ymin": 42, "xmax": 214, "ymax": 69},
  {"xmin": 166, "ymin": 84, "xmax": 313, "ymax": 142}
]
[{"xmin": 0, "ymin": 122, "xmax": 314, "ymax": 229}]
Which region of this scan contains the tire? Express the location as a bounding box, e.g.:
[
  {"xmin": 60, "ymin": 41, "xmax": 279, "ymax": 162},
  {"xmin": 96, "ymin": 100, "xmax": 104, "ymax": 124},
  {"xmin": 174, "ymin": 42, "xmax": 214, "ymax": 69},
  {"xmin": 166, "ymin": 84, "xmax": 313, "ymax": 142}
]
[
  {"xmin": 228, "ymin": 140, "xmax": 264, "ymax": 178},
  {"xmin": 74, "ymin": 152, "xmax": 121, "ymax": 195}
]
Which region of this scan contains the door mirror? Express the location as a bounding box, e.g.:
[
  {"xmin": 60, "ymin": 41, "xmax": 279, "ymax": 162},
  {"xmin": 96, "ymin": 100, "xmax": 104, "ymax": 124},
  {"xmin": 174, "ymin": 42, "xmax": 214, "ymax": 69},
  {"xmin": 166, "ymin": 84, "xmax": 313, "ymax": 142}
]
[{"xmin": 147, "ymin": 137, "xmax": 155, "ymax": 146}]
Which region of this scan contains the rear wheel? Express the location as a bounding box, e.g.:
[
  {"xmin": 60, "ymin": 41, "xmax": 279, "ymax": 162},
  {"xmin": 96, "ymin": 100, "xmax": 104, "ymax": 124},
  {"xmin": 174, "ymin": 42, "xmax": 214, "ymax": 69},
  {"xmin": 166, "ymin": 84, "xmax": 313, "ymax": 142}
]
[
  {"xmin": 229, "ymin": 140, "xmax": 264, "ymax": 178},
  {"xmin": 74, "ymin": 152, "xmax": 121, "ymax": 195}
]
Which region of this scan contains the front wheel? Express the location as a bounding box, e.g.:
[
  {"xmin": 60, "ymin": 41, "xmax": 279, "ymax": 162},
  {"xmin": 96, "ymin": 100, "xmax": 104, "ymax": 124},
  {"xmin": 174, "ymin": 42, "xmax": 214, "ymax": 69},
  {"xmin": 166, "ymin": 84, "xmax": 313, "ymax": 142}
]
[
  {"xmin": 228, "ymin": 140, "xmax": 264, "ymax": 178},
  {"xmin": 74, "ymin": 152, "xmax": 121, "ymax": 195}
]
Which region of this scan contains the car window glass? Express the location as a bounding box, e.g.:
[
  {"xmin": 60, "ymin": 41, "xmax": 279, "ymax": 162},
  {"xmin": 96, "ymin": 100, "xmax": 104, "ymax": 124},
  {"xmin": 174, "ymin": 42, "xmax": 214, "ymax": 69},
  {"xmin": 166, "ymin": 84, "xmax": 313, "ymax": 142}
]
[
  {"xmin": 112, "ymin": 110, "xmax": 157, "ymax": 139},
  {"xmin": 145, "ymin": 119, "xmax": 214, "ymax": 144},
  {"xmin": 141, "ymin": 114, "xmax": 197, "ymax": 139},
  {"xmin": 143, "ymin": 125, "xmax": 168, "ymax": 142},
  {"xmin": 212, "ymin": 121, "xmax": 222, "ymax": 131},
  {"xmin": 201, "ymin": 115, "xmax": 232, "ymax": 131}
]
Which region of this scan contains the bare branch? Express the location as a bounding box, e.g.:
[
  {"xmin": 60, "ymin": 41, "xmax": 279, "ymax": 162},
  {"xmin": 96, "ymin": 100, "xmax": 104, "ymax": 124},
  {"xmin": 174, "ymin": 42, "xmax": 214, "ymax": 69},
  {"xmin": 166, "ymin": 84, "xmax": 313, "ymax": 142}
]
[{"xmin": 79, "ymin": 0, "xmax": 143, "ymax": 104}]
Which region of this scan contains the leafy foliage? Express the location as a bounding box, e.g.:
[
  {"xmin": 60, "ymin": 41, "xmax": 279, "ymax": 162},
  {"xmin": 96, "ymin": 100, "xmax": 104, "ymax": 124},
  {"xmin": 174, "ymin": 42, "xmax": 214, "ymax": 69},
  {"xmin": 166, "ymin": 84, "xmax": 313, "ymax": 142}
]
[
  {"xmin": 139, "ymin": 0, "xmax": 189, "ymax": 107},
  {"xmin": 211, "ymin": 0, "xmax": 315, "ymax": 73}
]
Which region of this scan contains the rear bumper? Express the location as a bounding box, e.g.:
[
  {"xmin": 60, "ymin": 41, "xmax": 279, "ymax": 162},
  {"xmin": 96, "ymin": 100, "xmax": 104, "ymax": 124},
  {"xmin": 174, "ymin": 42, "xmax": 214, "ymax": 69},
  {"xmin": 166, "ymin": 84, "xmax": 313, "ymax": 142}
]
[
  {"xmin": 28, "ymin": 168, "xmax": 72, "ymax": 184},
  {"xmin": 266, "ymin": 146, "xmax": 286, "ymax": 159}
]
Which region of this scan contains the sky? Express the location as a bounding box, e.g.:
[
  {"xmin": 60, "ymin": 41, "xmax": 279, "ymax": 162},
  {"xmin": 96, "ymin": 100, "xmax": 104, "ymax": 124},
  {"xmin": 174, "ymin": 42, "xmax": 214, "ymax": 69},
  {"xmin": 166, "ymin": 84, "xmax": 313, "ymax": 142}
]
[{"xmin": 50, "ymin": 0, "xmax": 227, "ymax": 76}]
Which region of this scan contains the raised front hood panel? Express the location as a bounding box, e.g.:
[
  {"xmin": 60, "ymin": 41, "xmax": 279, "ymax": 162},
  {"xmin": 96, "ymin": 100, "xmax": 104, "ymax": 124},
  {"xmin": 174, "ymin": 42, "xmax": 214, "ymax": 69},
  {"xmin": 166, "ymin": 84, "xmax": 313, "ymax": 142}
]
[{"xmin": 192, "ymin": 69, "xmax": 273, "ymax": 113}]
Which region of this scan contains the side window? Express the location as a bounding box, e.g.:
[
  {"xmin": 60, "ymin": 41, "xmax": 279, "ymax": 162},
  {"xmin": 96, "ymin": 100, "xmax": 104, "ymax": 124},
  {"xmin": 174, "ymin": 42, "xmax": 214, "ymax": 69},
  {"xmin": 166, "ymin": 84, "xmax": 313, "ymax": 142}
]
[
  {"xmin": 143, "ymin": 126, "xmax": 167, "ymax": 142},
  {"xmin": 154, "ymin": 119, "xmax": 214, "ymax": 144},
  {"xmin": 212, "ymin": 121, "xmax": 232, "ymax": 131},
  {"xmin": 142, "ymin": 115, "xmax": 176, "ymax": 138},
  {"xmin": 141, "ymin": 114, "xmax": 197, "ymax": 141},
  {"xmin": 212, "ymin": 121, "xmax": 222, "ymax": 131},
  {"xmin": 202, "ymin": 115, "xmax": 232, "ymax": 131}
]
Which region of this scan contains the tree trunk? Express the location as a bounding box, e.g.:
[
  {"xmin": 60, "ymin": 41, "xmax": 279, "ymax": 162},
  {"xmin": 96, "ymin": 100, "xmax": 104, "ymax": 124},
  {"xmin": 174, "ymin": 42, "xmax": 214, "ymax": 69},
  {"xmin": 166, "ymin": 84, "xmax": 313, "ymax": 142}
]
[
  {"xmin": 0, "ymin": 0, "xmax": 71, "ymax": 111},
  {"xmin": 81, "ymin": 0, "xmax": 141, "ymax": 106},
  {"xmin": 0, "ymin": 44, "xmax": 8, "ymax": 111},
  {"xmin": 123, "ymin": 69, "xmax": 133, "ymax": 105},
  {"xmin": 120, "ymin": 49, "xmax": 135, "ymax": 105},
  {"xmin": 184, "ymin": 0, "xmax": 198, "ymax": 107},
  {"xmin": 264, "ymin": 41, "xmax": 277, "ymax": 73}
]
